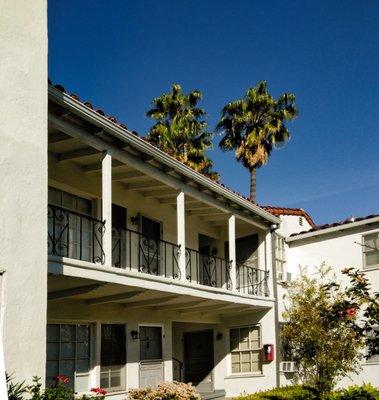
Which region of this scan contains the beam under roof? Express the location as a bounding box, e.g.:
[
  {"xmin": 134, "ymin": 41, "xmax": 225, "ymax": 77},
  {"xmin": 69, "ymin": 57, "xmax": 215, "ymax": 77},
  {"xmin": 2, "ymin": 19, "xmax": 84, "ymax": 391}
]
[{"xmin": 123, "ymin": 295, "xmax": 179, "ymax": 309}]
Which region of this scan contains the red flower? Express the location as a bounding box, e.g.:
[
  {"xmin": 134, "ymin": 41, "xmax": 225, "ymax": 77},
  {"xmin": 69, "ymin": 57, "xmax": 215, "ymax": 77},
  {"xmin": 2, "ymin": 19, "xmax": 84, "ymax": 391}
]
[
  {"xmin": 55, "ymin": 375, "xmax": 70, "ymax": 384},
  {"xmin": 91, "ymin": 387, "xmax": 107, "ymax": 395},
  {"xmin": 345, "ymin": 307, "xmax": 356, "ymax": 317}
]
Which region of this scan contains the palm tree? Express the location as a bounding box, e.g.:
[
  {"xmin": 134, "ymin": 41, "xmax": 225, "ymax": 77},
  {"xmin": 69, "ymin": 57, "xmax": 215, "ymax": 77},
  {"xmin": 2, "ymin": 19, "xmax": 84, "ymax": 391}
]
[
  {"xmin": 147, "ymin": 84, "xmax": 219, "ymax": 180},
  {"xmin": 216, "ymin": 81, "xmax": 298, "ymax": 202}
]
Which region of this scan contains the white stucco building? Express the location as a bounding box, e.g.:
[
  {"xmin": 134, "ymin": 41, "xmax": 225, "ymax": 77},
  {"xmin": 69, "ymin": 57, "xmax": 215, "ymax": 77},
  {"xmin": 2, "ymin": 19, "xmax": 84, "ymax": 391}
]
[
  {"xmin": 0, "ymin": 1, "xmax": 377, "ymax": 398},
  {"xmin": 266, "ymin": 206, "xmax": 379, "ymax": 388}
]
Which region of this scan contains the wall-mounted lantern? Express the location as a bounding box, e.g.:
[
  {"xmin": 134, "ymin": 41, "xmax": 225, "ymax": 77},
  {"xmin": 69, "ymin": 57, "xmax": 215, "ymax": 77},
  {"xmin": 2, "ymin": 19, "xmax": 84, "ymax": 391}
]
[
  {"xmin": 130, "ymin": 213, "xmax": 141, "ymax": 226},
  {"xmin": 216, "ymin": 332, "xmax": 223, "ymax": 341},
  {"xmin": 130, "ymin": 330, "xmax": 140, "ymax": 340}
]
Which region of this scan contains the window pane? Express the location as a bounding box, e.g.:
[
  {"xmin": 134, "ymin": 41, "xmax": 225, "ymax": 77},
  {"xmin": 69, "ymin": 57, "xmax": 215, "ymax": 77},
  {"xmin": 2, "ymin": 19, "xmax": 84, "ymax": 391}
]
[
  {"xmin": 61, "ymin": 342, "xmax": 75, "ymax": 359},
  {"xmin": 110, "ymin": 369, "xmax": 121, "ymax": 387},
  {"xmin": 366, "ymin": 252, "xmax": 379, "ymax": 267},
  {"xmin": 46, "ymin": 360, "xmax": 59, "ymax": 380},
  {"xmin": 47, "ymin": 324, "xmax": 60, "ymax": 341},
  {"xmin": 77, "ymin": 358, "xmax": 90, "ymax": 373},
  {"xmin": 61, "ymin": 325, "xmax": 76, "ymax": 342},
  {"xmin": 60, "ymin": 360, "xmax": 75, "ymax": 377},
  {"xmin": 100, "ymin": 371, "xmax": 109, "ymax": 388},
  {"xmin": 251, "ymin": 351, "xmax": 261, "ymax": 372},
  {"xmin": 77, "ymin": 342, "xmax": 89, "ymax": 358},
  {"xmin": 240, "ymin": 328, "xmax": 250, "ymax": 350},
  {"xmin": 77, "ymin": 325, "xmax": 89, "ymax": 342},
  {"xmin": 47, "ymin": 343, "xmax": 59, "ymax": 360}
]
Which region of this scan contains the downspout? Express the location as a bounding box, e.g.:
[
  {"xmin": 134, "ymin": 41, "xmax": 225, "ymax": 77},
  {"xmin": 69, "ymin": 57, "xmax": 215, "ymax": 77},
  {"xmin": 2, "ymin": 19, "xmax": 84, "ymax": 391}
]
[{"xmin": 270, "ymin": 227, "xmax": 281, "ymax": 388}]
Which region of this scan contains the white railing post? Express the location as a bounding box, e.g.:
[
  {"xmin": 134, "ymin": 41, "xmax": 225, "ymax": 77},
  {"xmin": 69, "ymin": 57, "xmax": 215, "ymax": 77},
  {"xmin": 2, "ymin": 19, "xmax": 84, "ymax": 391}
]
[
  {"xmin": 228, "ymin": 214, "xmax": 237, "ymax": 291},
  {"xmin": 102, "ymin": 151, "xmax": 112, "ymax": 267},
  {"xmin": 177, "ymin": 191, "xmax": 186, "ymax": 281}
]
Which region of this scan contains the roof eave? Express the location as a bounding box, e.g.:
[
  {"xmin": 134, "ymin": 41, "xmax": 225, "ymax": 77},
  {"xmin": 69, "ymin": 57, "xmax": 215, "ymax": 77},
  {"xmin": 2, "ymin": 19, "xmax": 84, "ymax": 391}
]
[{"xmin": 48, "ymin": 86, "xmax": 280, "ymax": 226}]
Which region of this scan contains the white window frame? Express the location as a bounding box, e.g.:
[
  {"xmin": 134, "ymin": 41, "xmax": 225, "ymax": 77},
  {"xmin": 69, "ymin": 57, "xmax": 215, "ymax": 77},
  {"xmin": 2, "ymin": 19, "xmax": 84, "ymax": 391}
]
[
  {"xmin": 274, "ymin": 234, "xmax": 287, "ymax": 281},
  {"xmin": 362, "ymin": 231, "xmax": 379, "ymax": 270},
  {"xmin": 229, "ymin": 325, "xmax": 262, "ymax": 375},
  {"xmin": 46, "ymin": 323, "xmax": 91, "ymax": 393}
]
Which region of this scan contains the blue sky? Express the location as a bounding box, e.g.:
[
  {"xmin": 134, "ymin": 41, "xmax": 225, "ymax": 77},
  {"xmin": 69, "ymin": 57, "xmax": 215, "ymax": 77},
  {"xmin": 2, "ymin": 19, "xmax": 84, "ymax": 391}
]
[{"xmin": 48, "ymin": 0, "xmax": 379, "ymax": 224}]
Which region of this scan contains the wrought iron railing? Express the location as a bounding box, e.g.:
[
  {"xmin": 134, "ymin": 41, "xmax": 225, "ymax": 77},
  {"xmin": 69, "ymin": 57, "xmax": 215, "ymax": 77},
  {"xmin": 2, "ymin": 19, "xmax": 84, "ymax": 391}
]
[
  {"xmin": 48, "ymin": 204, "xmax": 105, "ymax": 264},
  {"xmin": 172, "ymin": 357, "xmax": 184, "ymax": 382},
  {"xmin": 185, "ymin": 248, "xmax": 232, "ymax": 290},
  {"xmin": 112, "ymin": 228, "xmax": 181, "ymax": 279},
  {"xmin": 237, "ymin": 264, "xmax": 269, "ymax": 297}
]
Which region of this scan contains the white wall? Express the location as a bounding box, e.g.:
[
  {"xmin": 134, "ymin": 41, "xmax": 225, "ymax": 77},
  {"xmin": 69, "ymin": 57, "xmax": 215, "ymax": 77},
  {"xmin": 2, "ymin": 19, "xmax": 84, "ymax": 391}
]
[
  {"xmin": 279, "ymin": 219, "xmax": 379, "ymax": 387},
  {"xmin": 0, "ymin": 0, "xmax": 47, "ymax": 383}
]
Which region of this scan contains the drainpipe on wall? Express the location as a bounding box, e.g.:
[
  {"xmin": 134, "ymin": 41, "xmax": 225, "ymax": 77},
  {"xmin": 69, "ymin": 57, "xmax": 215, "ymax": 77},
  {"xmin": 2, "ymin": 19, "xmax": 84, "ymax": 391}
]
[{"xmin": 269, "ymin": 227, "xmax": 281, "ymax": 388}]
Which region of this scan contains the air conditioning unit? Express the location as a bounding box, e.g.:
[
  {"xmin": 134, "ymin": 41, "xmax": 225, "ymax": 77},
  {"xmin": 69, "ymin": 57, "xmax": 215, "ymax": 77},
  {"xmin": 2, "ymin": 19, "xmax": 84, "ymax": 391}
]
[
  {"xmin": 277, "ymin": 272, "xmax": 292, "ymax": 283},
  {"xmin": 280, "ymin": 361, "xmax": 297, "ymax": 373}
]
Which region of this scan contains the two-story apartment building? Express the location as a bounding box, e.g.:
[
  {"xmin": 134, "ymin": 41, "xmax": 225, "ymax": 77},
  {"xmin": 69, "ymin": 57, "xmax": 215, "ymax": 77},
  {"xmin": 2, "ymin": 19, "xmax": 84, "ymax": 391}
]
[
  {"xmin": 44, "ymin": 82, "xmax": 282, "ymax": 398},
  {"xmin": 268, "ymin": 207, "xmax": 379, "ymax": 388}
]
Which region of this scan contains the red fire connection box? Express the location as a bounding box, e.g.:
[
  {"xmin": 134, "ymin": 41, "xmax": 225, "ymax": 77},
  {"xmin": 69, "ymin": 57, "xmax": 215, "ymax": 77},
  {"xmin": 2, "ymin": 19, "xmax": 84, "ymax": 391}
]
[{"xmin": 262, "ymin": 344, "xmax": 274, "ymax": 361}]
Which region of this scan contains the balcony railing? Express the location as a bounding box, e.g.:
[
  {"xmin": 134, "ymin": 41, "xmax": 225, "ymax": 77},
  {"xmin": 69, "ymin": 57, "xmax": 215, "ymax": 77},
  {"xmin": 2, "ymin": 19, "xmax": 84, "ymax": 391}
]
[
  {"xmin": 185, "ymin": 248, "xmax": 232, "ymax": 290},
  {"xmin": 48, "ymin": 205, "xmax": 269, "ymax": 297},
  {"xmin": 112, "ymin": 228, "xmax": 181, "ymax": 280},
  {"xmin": 237, "ymin": 264, "xmax": 270, "ymax": 297},
  {"xmin": 48, "ymin": 204, "xmax": 105, "ymax": 264}
]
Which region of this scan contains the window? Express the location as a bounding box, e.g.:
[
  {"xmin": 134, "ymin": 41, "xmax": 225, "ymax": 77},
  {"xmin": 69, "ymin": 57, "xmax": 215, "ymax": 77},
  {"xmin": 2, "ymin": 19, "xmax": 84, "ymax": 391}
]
[
  {"xmin": 101, "ymin": 324, "xmax": 126, "ymax": 391},
  {"xmin": 48, "ymin": 187, "xmax": 94, "ymax": 261},
  {"xmin": 275, "ymin": 235, "xmax": 286, "ymax": 280},
  {"xmin": 46, "ymin": 324, "xmax": 90, "ymax": 392},
  {"xmin": 230, "ymin": 326, "xmax": 261, "ymax": 374},
  {"xmin": 362, "ymin": 233, "xmax": 379, "ymax": 269},
  {"xmin": 299, "ymin": 216, "xmax": 303, "ymax": 226},
  {"xmin": 366, "ymin": 326, "xmax": 379, "ymax": 363}
]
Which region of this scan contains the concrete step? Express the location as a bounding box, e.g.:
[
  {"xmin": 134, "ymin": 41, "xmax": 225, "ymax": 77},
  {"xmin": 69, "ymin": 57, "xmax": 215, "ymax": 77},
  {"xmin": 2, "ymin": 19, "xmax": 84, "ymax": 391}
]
[{"xmin": 200, "ymin": 389, "xmax": 226, "ymax": 400}]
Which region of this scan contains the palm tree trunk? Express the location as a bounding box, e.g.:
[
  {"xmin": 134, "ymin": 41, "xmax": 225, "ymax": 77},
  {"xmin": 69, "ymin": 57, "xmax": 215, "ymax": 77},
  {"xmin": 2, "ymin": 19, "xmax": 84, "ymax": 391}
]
[{"xmin": 249, "ymin": 168, "xmax": 257, "ymax": 202}]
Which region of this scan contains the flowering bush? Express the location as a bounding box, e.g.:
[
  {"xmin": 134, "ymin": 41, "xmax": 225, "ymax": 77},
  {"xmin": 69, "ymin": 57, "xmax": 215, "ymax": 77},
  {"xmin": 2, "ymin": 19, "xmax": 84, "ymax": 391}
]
[
  {"xmin": 281, "ymin": 265, "xmax": 379, "ymax": 395},
  {"xmin": 128, "ymin": 381, "xmax": 201, "ymax": 400},
  {"xmin": 7, "ymin": 375, "xmax": 107, "ymax": 400}
]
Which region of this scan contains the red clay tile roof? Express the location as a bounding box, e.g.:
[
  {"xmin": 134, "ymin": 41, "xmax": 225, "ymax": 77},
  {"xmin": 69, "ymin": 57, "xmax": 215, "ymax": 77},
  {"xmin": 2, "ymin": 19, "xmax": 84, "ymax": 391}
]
[
  {"xmin": 289, "ymin": 213, "xmax": 379, "ymax": 237},
  {"xmin": 261, "ymin": 206, "xmax": 316, "ymax": 228}
]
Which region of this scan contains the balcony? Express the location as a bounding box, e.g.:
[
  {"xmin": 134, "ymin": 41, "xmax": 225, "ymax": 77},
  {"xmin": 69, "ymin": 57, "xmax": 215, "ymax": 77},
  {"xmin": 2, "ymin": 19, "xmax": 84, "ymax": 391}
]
[{"xmin": 48, "ymin": 205, "xmax": 270, "ymax": 297}]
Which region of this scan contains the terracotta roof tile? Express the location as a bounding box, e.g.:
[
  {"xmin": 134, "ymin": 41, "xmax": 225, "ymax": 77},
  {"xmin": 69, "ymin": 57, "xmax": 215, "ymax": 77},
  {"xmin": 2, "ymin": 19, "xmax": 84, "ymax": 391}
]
[
  {"xmin": 261, "ymin": 205, "xmax": 316, "ymax": 227},
  {"xmin": 289, "ymin": 213, "xmax": 379, "ymax": 237}
]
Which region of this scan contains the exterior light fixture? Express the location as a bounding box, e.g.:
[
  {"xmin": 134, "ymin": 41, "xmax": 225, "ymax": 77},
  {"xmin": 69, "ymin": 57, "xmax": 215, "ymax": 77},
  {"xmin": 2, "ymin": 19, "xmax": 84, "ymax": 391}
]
[
  {"xmin": 130, "ymin": 213, "xmax": 140, "ymax": 226},
  {"xmin": 216, "ymin": 332, "xmax": 223, "ymax": 341},
  {"xmin": 130, "ymin": 330, "xmax": 140, "ymax": 340}
]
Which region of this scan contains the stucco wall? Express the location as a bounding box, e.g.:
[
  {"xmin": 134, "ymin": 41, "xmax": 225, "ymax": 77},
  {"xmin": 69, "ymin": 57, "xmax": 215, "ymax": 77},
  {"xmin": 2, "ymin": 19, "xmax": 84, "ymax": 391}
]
[
  {"xmin": 0, "ymin": 0, "xmax": 48, "ymax": 383},
  {"xmin": 279, "ymin": 222, "xmax": 379, "ymax": 387}
]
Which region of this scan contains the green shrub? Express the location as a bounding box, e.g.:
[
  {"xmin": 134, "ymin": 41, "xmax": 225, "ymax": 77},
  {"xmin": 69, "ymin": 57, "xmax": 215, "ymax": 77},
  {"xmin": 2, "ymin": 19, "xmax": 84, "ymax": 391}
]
[
  {"xmin": 234, "ymin": 385, "xmax": 319, "ymax": 400},
  {"xmin": 326, "ymin": 384, "xmax": 379, "ymax": 400},
  {"xmin": 234, "ymin": 385, "xmax": 379, "ymax": 400}
]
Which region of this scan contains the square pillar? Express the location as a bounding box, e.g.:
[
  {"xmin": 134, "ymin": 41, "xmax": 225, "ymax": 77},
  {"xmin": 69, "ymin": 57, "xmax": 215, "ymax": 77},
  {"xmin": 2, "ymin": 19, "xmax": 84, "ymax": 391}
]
[
  {"xmin": 177, "ymin": 191, "xmax": 186, "ymax": 281},
  {"xmin": 102, "ymin": 151, "xmax": 112, "ymax": 267},
  {"xmin": 228, "ymin": 214, "xmax": 237, "ymax": 291}
]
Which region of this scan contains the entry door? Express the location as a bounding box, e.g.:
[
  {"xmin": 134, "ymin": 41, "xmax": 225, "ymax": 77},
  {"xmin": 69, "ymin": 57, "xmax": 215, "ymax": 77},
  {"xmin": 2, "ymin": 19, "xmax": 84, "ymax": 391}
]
[
  {"xmin": 140, "ymin": 217, "xmax": 161, "ymax": 275},
  {"xmin": 184, "ymin": 330, "xmax": 214, "ymax": 393},
  {"xmin": 139, "ymin": 326, "xmax": 164, "ymax": 388}
]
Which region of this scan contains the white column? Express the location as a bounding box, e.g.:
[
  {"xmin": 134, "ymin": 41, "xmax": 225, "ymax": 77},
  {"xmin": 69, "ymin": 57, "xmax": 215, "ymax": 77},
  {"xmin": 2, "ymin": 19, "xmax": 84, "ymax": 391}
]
[
  {"xmin": 177, "ymin": 191, "xmax": 186, "ymax": 281},
  {"xmin": 102, "ymin": 151, "xmax": 112, "ymax": 267},
  {"xmin": 228, "ymin": 214, "xmax": 237, "ymax": 291}
]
